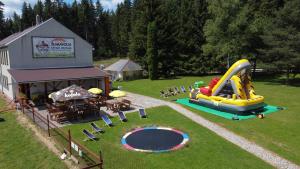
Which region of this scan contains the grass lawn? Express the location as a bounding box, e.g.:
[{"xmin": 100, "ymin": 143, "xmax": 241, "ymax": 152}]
[
  {"xmin": 114, "ymin": 75, "xmax": 300, "ymax": 165},
  {"xmin": 94, "ymin": 57, "xmax": 127, "ymax": 67},
  {"xmin": 0, "ymin": 100, "xmax": 67, "ymax": 169},
  {"xmin": 63, "ymin": 106, "xmax": 272, "ymax": 169}
]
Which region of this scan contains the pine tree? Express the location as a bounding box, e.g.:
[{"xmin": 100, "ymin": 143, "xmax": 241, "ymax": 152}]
[
  {"xmin": 12, "ymin": 12, "xmax": 21, "ymax": 32},
  {"xmin": 176, "ymin": 0, "xmax": 209, "ymax": 75},
  {"xmin": 95, "ymin": 0, "xmax": 115, "ymax": 58},
  {"xmin": 147, "ymin": 21, "xmax": 158, "ymax": 80},
  {"xmin": 112, "ymin": 0, "xmax": 132, "ymax": 57},
  {"xmin": 0, "ymin": 1, "xmax": 5, "ymax": 39},
  {"xmin": 34, "ymin": 0, "xmax": 44, "ymax": 20},
  {"xmin": 128, "ymin": 0, "xmax": 160, "ymax": 73},
  {"xmin": 78, "ymin": 0, "xmax": 95, "ymax": 42},
  {"xmin": 44, "ymin": 0, "xmax": 53, "ymax": 19},
  {"xmin": 70, "ymin": 0, "xmax": 80, "ymax": 33},
  {"xmin": 21, "ymin": 2, "xmax": 35, "ymax": 29},
  {"xmin": 260, "ymin": 0, "xmax": 300, "ymax": 81},
  {"xmin": 155, "ymin": 0, "xmax": 178, "ymax": 77}
]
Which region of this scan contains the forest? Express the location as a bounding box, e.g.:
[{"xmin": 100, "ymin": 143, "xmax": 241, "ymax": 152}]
[{"xmin": 0, "ymin": 0, "xmax": 299, "ymax": 79}]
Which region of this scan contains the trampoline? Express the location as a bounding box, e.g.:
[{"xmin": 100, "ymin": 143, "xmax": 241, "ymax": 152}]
[{"xmin": 121, "ymin": 126, "xmax": 189, "ymax": 153}]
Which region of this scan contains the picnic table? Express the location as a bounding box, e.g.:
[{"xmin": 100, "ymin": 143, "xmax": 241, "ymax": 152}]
[
  {"xmin": 106, "ymin": 99, "xmax": 131, "ymax": 112},
  {"xmin": 106, "ymin": 100, "xmax": 120, "ymax": 113}
]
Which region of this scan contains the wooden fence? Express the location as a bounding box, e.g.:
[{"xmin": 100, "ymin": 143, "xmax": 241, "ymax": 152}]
[{"xmin": 18, "ymin": 99, "xmax": 103, "ymax": 169}]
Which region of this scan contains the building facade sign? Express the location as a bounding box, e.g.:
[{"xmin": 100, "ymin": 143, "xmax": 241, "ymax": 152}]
[{"xmin": 32, "ymin": 37, "xmax": 75, "ymax": 58}]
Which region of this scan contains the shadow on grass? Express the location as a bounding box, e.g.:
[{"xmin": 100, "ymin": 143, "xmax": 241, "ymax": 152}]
[
  {"xmin": 0, "ymin": 118, "xmax": 5, "ymax": 122},
  {"xmin": 253, "ymin": 74, "xmax": 300, "ymax": 87}
]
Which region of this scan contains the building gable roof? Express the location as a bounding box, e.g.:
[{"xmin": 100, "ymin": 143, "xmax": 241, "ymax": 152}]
[
  {"xmin": 0, "ymin": 18, "xmax": 92, "ymax": 48},
  {"xmin": 0, "ymin": 19, "xmax": 51, "ymax": 47},
  {"xmin": 104, "ymin": 59, "xmax": 142, "ymax": 72}
]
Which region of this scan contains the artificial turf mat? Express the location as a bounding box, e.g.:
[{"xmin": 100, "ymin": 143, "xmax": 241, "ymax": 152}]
[{"xmin": 176, "ymin": 98, "xmax": 281, "ymax": 120}]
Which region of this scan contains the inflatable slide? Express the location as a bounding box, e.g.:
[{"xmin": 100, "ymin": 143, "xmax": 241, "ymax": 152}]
[{"xmin": 189, "ymin": 59, "xmax": 265, "ymax": 115}]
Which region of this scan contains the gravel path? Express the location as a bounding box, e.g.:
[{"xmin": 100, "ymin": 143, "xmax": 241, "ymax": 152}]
[{"xmin": 127, "ymin": 92, "xmax": 300, "ymax": 169}]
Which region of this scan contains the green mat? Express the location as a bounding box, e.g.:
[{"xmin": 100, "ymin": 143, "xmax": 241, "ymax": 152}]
[{"xmin": 176, "ymin": 98, "xmax": 281, "ymax": 120}]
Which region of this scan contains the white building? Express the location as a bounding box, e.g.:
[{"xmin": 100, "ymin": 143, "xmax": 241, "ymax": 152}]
[
  {"xmin": 0, "ymin": 18, "xmax": 110, "ymax": 101},
  {"xmin": 104, "ymin": 59, "xmax": 143, "ymax": 81}
]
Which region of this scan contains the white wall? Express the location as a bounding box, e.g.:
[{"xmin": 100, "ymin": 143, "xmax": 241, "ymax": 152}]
[{"xmin": 0, "ymin": 47, "xmax": 14, "ymax": 100}]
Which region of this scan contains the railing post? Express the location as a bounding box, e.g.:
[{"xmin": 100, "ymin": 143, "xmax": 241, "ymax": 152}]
[
  {"xmin": 21, "ymin": 102, "xmax": 24, "ymax": 113},
  {"xmin": 99, "ymin": 151, "xmax": 103, "ymax": 169},
  {"xmin": 47, "ymin": 115, "xmax": 50, "ymax": 137},
  {"xmin": 31, "ymin": 106, "xmax": 35, "ymax": 122},
  {"xmin": 68, "ymin": 129, "xmax": 72, "ymax": 156}
]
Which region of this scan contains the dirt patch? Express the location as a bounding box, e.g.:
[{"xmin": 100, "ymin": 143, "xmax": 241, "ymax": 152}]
[{"xmin": 15, "ymin": 111, "xmax": 79, "ymax": 169}]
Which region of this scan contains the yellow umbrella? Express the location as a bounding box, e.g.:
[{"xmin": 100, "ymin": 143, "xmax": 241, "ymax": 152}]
[
  {"xmin": 109, "ymin": 90, "xmax": 126, "ymax": 98},
  {"xmin": 88, "ymin": 88, "xmax": 103, "ymax": 94}
]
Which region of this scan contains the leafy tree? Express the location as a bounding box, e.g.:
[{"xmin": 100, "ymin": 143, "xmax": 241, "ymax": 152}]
[
  {"xmin": 203, "ymin": 0, "xmax": 249, "ymax": 66},
  {"xmin": 260, "ymin": 0, "xmax": 300, "ymax": 81},
  {"xmin": 147, "ymin": 21, "xmax": 158, "ymax": 80},
  {"xmin": 203, "ymin": 0, "xmax": 284, "ymax": 72}
]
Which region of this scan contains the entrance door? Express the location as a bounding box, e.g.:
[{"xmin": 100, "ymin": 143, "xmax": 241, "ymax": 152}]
[{"xmin": 19, "ymin": 83, "xmax": 31, "ymax": 99}]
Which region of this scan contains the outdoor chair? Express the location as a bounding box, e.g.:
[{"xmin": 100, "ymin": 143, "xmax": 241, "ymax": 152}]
[
  {"xmin": 188, "ymin": 86, "xmax": 193, "ymax": 92},
  {"xmin": 118, "ymin": 111, "xmax": 128, "ymax": 122},
  {"xmin": 91, "ymin": 122, "xmax": 104, "ymax": 133},
  {"xmin": 83, "ymin": 129, "xmax": 97, "ymax": 141},
  {"xmin": 160, "ymin": 90, "xmax": 168, "ymax": 98},
  {"xmin": 180, "ymin": 86, "xmax": 186, "ymax": 93},
  {"xmin": 106, "ymin": 102, "xmax": 114, "ymax": 111},
  {"xmin": 100, "ymin": 114, "xmax": 113, "ymax": 127},
  {"xmin": 138, "ymin": 108, "xmax": 147, "ymax": 118},
  {"xmin": 121, "ymin": 99, "xmax": 131, "ymax": 110},
  {"xmin": 168, "ymin": 88, "xmax": 176, "ymax": 96},
  {"xmin": 174, "ymin": 87, "xmax": 181, "ymax": 94}
]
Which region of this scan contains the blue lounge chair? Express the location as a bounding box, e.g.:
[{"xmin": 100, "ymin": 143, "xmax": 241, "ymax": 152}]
[
  {"xmin": 139, "ymin": 108, "xmax": 147, "ymax": 118},
  {"xmin": 174, "ymin": 87, "xmax": 181, "ymax": 94},
  {"xmin": 101, "ymin": 114, "xmax": 113, "ymax": 127},
  {"xmin": 180, "ymin": 86, "xmax": 186, "ymax": 93},
  {"xmin": 118, "ymin": 111, "xmax": 128, "ymax": 122},
  {"xmin": 83, "ymin": 129, "xmax": 97, "ymax": 141},
  {"xmin": 91, "ymin": 122, "xmax": 104, "ymax": 133}
]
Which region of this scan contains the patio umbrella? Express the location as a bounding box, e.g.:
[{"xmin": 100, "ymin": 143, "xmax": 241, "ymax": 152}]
[
  {"xmin": 88, "ymin": 88, "xmax": 103, "ymax": 95},
  {"xmin": 48, "ymin": 92, "xmax": 56, "ymax": 99},
  {"xmin": 109, "ymin": 90, "xmax": 126, "ymax": 98},
  {"xmin": 50, "ymin": 84, "xmax": 96, "ymax": 102}
]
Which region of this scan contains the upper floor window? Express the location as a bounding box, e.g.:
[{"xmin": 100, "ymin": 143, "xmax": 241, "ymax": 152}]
[{"xmin": 0, "ymin": 49, "xmax": 9, "ymax": 65}]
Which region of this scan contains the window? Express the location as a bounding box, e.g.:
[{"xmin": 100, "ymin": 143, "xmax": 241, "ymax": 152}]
[
  {"xmin": 0, "ymin": 75, "xmax": 9, "ymax": 90},
  {"xmin": 0, "ymin": 49, "xmax": 9, "ymax": 65},
  {"xmin": 0, "ymin": 51, "xmax": 2, "ymax": 64}
]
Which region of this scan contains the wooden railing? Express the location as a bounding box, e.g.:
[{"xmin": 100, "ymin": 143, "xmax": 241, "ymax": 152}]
[{"xmin": 18, "ymin": 100, "xmax": 103, "ymax": 169}]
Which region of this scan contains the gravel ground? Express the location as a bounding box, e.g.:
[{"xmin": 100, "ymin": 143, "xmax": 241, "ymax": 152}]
[{"xmin": 126, "ymin": 92, "xmax": 300, "ymax": 169}]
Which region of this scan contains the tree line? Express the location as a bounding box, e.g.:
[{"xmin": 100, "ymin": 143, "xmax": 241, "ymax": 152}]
[{"xmin": 0, "ymin": 0, "xmax": 299, "ymax": 80}]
